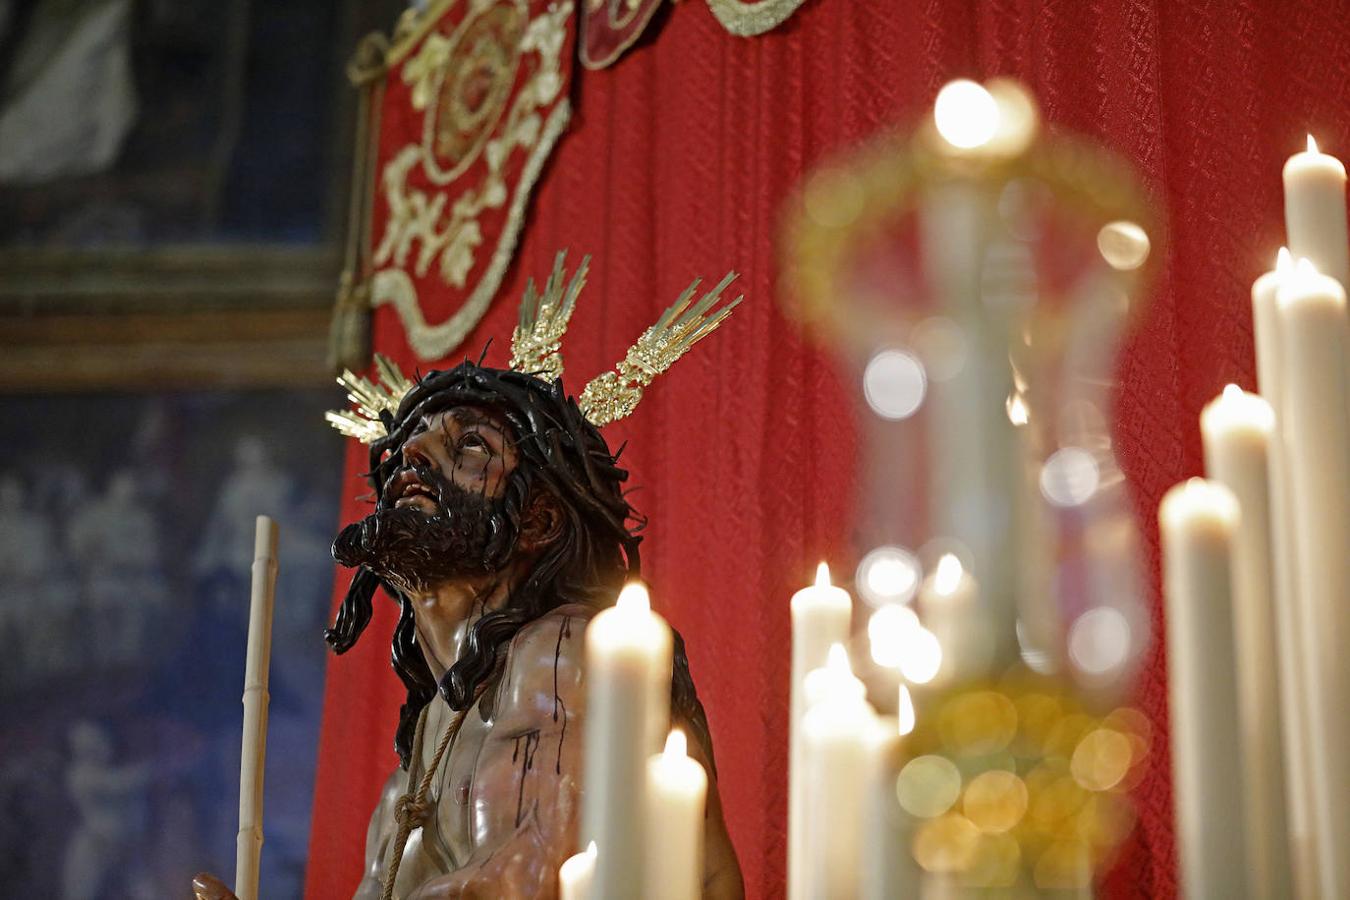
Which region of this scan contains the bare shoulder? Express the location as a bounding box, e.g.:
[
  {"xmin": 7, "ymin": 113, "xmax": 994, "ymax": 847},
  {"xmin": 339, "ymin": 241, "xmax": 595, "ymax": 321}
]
[
  {"xmin": 507, "ymin": 603, "xmax": 592, "ymax": 667},
  {"xmin": 493, "ymin": 604, "xmax": 593, "ymax": 724}
]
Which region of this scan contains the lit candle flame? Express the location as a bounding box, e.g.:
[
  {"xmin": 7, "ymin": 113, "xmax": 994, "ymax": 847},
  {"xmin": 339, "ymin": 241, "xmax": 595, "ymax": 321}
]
[
  {"xmin": 815, "ymin": 561, "xmax": 832, "ymax": 588},
  {"xmin": 1276, "ymin": 246, "xmax": 1292, "ymax": 275},
  {"xmin": 616, "ymin": 581, "xmax": 650, "ymax": 613},
  {"xmin": 826, "ymin": 642, "xmax": 853, "ymax": 676},
  {"xmin": 1222, "ymin": 383, "xmax": 1244, "ymax": 402},
  {"xmin": 934, "ymin": 553, "xmax": 964, "ymax": 596},
  {"xmin": 1289, "ymin": 256, "xmax": 1325, "ymax": 294},
  {"xmin": 559, "ymin": 841, "xmax": 598, "ymax": 882},
  {"xmin": 898, "ymin": 685, "xmax": 916, "ymax": 736},
  {"xmin": 663, "ymin": 728, "xmax": 687, "ymax": 761},
  {"xmin": 1308, "ymin": 133, "xmax": 1319, "ymax": 154}
]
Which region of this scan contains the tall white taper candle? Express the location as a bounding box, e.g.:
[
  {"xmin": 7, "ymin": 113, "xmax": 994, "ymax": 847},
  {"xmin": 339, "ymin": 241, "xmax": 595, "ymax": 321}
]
[
  {"xmin": 1200, "ymin": 386, "xmax": 1292, "ymax": 899},
  {"xmin": 236, "ymin": 515, "xmax": 278, "ymax": 900},
  {"xmin": 1249, "ymin": 251, "xmax": 1318, "ymax": 894},
  {"xmin": 643, "ymin": 730, "xmax": 707, "ymax": 900},
  {"xmin": 788, "ymin": 563, "xmax": 851, "ymax": 900},
  {"xmin": 801, "ymin": 646, "xmax": 875, "ymax": 900},
  {"xmin": 1277, "ymin": 259, "xmax": 1350, "ymax": 899},
  {"xmin": 1283, "ymin": 135, "xmax": 1350, "ymax": 290},
  {"xmin": 559, "ymin": 842, "xmax": 597, "ymax": 900},
  {"xmin": 1159, "ymin": 479, "xmax": 1247, "ymax": 900},
  {"xmin": 581, "ymin": 582, "xmax": 672, "ymax": 899}
]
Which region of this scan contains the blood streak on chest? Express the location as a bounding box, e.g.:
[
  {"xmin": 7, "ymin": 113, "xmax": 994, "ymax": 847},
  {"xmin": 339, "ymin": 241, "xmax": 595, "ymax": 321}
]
[
  {"xmin": 552, "ymin": 616, "xmax": 571, "ymax": 773},
  {"xmin": 511, "ymin": 730, "xmax": 542, "ymax": 827}
]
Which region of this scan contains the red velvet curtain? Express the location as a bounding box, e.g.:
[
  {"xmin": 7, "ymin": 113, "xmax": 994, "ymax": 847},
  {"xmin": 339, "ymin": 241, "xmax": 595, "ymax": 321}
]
[{"xmin": 306, "ymin": 3, "xmax": 1350, "ymax": 897}]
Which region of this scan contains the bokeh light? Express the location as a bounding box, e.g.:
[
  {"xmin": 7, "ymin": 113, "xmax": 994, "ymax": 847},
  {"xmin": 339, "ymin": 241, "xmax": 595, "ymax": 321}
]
[
  {"xmin": 856, "ymin": 544, "xmax": 921, "ymax": 606},
  {"xmin": 863, "ymin": 349, "xmax": 927, "ymax": 419},
  {"xmin": 894, "ymin": 675, "xmax": 1149, "ymax": 886},
  {"xmin": 897, "ymin": 754, "xmax": 964, "ymax": 819},
  {"xmin": 934, "ymin": 80, "xmax": 1000, "ymax": 150},
  {"xmin": 1070, "ymin": 728, "xmax": 1133, "ymax": 791},
  {"xmin": 913, "ymin": 812, "xmax": 981, "ymax": 874},
  {"xmin": 1096, "ymin": 220, "xmax": 1151, "ymax": 271},
  {"xmin": 898, "ymin": 626, "xmax": 943, "ymax": 684},
  {"xmin": 963, "ymin": 770, "xmax": 1029, "ymax": 834},
  {"xmin": 1067, "ymin": 606, "xmax": 1132, "ymax": 677},
  {"xmin": 1039, "ymin": 446, "xmax": 1101, "ymax": 507},
  {"xmin": 868, "ymin": 604, "xmax": 921, "ymax": 668}
]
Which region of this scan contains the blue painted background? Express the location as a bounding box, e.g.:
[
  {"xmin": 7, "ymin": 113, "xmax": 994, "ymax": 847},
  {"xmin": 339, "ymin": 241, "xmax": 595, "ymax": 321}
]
[{"xmin": 0, "ymin": 389, "xmax": 345, "ymax": 898}]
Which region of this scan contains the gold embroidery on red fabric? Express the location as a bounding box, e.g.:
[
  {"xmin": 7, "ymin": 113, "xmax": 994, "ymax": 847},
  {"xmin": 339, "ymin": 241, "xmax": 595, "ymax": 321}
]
[
  {"xmin": 704, "ymin": 0, "xmax": 808, "ymax": 36},
  {"xmin": 372, "ymin": 1, "xmax": 574, "ymax": 361}
]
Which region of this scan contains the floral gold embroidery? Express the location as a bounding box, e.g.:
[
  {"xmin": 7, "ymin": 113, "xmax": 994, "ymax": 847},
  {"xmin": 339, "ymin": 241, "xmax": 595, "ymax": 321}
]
[{"xmin": 370, "ymin": 0, "xmax": 574, "ymax": 360}]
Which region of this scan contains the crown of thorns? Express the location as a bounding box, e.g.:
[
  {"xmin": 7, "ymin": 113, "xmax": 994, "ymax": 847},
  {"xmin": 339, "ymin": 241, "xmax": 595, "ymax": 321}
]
[{"xmin": 326, "ymin": 251, "xmax": 740, "ymax": 441}]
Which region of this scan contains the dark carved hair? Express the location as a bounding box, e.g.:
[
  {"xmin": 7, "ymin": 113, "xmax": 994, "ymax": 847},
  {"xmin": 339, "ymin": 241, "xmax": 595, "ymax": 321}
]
[{"xmin": 325, "ymin": 360, "xmax": 710, "ymax": 770}]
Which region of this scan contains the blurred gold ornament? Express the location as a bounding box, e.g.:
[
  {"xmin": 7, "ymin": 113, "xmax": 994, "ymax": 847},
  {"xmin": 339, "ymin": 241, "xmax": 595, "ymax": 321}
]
[
  {"xmin": 328, "ymin": 252, "xmax": 741, "ymax": 440},
  {"xmin": 894, "ymin": 671, "xmax": 1149, "ymax": 887}
]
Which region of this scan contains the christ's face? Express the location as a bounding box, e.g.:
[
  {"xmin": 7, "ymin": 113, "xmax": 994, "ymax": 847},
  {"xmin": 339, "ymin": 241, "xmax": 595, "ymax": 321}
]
[
  {"xmin": 383, "ymin": 406, "xmax": 519, "ymax": 514},
  {"xmin": 333, "ymin": 405, "xmax": 525, "ymax": 592}
]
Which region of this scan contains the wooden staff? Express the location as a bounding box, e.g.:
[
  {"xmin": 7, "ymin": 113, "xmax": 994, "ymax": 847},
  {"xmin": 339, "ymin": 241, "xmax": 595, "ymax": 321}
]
[{"xmin": 237, "ymin": 516, "xmax": 279, "ymax": 900}]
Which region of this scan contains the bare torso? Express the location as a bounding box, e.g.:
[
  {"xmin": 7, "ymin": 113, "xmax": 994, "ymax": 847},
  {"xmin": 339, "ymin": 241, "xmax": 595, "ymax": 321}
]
[{"xmin": 355, "ymin": 605, "xmax": 743, "ymax": 900}]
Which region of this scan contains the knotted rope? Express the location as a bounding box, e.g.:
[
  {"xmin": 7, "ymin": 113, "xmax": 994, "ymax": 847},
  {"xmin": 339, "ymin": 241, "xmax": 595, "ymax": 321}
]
[
  {"xmin": 379, "ymin": 704, "xmax": 466, "ymax": 900},
  {"xmin": 380, "ymin": 667, "xmax": 499, "ymax": 900}
]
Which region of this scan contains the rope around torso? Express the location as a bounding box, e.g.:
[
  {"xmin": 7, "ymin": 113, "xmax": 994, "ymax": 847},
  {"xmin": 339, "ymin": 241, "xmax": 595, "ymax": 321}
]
[{"xmin": 379, "ymin": 683, "xmax": 487, "ymax": 900}]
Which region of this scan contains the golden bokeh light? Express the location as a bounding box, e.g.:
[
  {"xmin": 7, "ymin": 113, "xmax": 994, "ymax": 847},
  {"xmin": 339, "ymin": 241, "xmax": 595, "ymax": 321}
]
[
  {"xmin": 938, "ymin": 690, "xmax": 1019, "ymax": 756},
  {"xmin": 897, "ymin": 754, "xmax": 963, "ymax": 819},
  {"xmin": 913, "ymin": 812, "xmax": 981, "ymax": 873},
  {"xmin": 1070, "ymin": 728, "xmax": 1133, "ymax": 791},
  {"xmin": 891, "ymin": 675, "xmax": 1150, "ymax": 888},
  {"xmin": 1029, "ymin": 774, "xmax": 1089, "ymax": 830},
  {"xmin": 963, "ymin": 770, "xmax": 1029, "ymax": 834}
]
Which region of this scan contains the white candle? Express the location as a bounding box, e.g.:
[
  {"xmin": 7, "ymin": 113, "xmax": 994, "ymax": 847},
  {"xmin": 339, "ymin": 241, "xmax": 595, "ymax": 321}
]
[
  {"xmin": 1250, "ymin": 251, "xmax": 1319, "ymax": 893},
  {"xmin": 581, "ymin": 582, "xmax": 673, "ymax": 899},
  {"xmin": 1200, "ymin": 386, "xmax": 1292, "ymax": 899},
  {"xmin": 861, "ymin": 711, "xmax": 919, "ymax": 900},
  {"xmin": 917, "ymin": 554, "xmax": 984, "ymax": 683},
  {"xmin": 1277, "ymin": 258, "xmax": 1350, "ymax": 899},
  {"xmin": 1284, "ymin": 135, "xmax": 1350, "ymax": 290},
  {"xmin": 559, "ymin": 842, "xmax": 597, "ymax": 900},
  {"xmin": 643, "ymin": 730, "xmax": 706, "ymax": 900},
  {"xmin": 1159, "ymin": 479, "xmax": 1246, "ymax": 900},
  {"xmin": 788, "ymin": 563, "xmax": 852, "ymax": 900},
  {"xmin": 236, "ymin": 516, "xmax": 277, "ymax": 900},
  {"xmin": 800, "ymin": 646, "xmax": 876, "ymax": 900}
]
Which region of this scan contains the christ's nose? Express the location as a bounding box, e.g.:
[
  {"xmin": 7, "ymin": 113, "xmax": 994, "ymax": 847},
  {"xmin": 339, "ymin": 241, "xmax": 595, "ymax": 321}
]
[{"xmin": 401, "ymin": 430, "xmax": 435, "ymax": 470}]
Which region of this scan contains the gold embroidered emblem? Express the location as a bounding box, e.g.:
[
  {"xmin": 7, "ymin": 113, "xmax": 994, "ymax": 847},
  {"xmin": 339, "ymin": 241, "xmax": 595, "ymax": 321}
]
[{"xmin": 370, "ymin": 0, "xmax": 575, "ymax": 361}]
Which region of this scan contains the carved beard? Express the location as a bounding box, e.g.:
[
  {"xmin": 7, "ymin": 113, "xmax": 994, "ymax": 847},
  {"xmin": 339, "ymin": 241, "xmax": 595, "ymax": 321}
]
[{"xmin": 332, "ymin": 466, "xmax": 512, "ymax": 594}]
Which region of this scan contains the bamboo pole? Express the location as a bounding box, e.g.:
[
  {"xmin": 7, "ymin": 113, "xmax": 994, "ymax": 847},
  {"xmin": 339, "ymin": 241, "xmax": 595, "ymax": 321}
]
[{"xmin": 236, "ymin": 516, "xmax": 279, "ymax": 900}]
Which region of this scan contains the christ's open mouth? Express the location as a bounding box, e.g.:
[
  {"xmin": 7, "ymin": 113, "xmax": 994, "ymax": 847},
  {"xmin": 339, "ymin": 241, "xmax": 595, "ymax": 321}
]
[{"xmin": 387, "ymin": 469, "xmax": 439, "ymax": 511}]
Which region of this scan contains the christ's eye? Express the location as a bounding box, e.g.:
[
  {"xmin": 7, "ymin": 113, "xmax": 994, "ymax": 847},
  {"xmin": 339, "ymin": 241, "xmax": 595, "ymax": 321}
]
[{"xmin": 458, "ymin": 433, "xmax": 490, "ymax": 456}]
